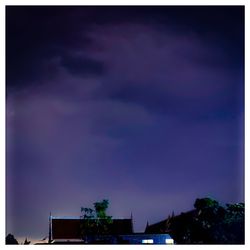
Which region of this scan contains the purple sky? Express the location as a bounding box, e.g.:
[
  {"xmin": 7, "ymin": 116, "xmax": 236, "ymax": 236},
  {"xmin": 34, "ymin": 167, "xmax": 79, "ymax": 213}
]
[{"xmin": 6, "ymin": 6, "xmax": 244, "ymax": 240}]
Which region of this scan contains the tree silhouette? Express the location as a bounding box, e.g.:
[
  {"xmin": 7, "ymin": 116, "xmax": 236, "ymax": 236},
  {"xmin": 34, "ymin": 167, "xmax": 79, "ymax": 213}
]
[
  {"xmin": 24, "ymin": 237, "xmax": 31, "ymax": 245},
  {"xmin": 170, "ymin": 197, "xmax": 244, "ymax": 244},
  {"xmin": 80, "ymin": 199, "xmax": 113, "ymax": 243},
  {"xmin": 6, "ymin": 234, "xmax": 19, "ymax": 245}
]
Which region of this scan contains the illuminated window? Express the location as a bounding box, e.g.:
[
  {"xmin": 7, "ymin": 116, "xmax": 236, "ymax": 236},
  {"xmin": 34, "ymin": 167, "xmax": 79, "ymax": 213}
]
[
  {"xmin": 165, "ymin": 238, "xmax": 174, "ymax": 244},
  {"xmin": 142, "ymin": 239, "xmax": 154, "ymax": 244}
]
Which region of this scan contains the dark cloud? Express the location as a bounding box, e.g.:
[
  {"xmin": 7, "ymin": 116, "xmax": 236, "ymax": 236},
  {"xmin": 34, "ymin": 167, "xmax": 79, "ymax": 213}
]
[
  {"xmin": 6, "ymin": 6, "xmax": 244, "ymax": 89},
  {"xmin": 6, "ymin": 6, "xmax": 94, "ymax": 88},
  {"xmin": 61, "ymin": 54, "xmax": 105, "ymax": 76},
  {"xmin": 87, "ymin": 22, "xmax": 243, "ymax": 119}
]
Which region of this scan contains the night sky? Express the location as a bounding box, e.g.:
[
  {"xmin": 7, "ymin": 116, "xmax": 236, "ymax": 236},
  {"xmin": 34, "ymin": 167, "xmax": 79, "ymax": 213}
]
[{"xmin": 6, "ymin": 6, "xmax": 244, "ymax": 241}]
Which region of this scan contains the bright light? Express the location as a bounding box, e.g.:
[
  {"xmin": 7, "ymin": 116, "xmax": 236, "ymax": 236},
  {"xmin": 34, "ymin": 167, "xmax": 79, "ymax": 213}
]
[
  {"xmin": 142, "ymin": 239, "xmax": 154, "ymax": 244},
  {"xmin": 165, "ymin": 238, "xmax": 174, "ymax": 244}
]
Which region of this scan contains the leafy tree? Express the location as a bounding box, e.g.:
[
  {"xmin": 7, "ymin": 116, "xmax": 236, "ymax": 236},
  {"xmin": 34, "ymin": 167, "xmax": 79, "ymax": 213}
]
[
  {"xmin": 193, "ymin": 197, "xmax": 227, "ymax": 243},
  {"xmin": 194, "ymin": 198, "xmax": 244, "ymax": 244},
  {"xmin": 6, "ymin": 234, "xmax": 19, "ymax": 245},
  {"xmin": 170, "ymin": 197, "xmax": 244, "ymax": 244},
  {"xmin": 223, "ymin": 203, "xmax": 244, "ymax": 244},
  {"xmin": 80, "ymin": 199, "xmax": 112, "ymax": 243}
]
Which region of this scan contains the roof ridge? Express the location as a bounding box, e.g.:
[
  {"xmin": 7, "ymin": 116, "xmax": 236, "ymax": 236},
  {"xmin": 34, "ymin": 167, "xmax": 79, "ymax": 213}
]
[{"xmin": 51, "ymin": 216, "xmax": 131, "ymax": 220}]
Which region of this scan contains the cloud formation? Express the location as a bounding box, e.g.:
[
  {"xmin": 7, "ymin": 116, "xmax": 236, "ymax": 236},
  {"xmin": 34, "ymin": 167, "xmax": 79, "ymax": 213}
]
[{"xmin": 6, "ymin": 6, "xmax": 244, "ymax": 239}]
